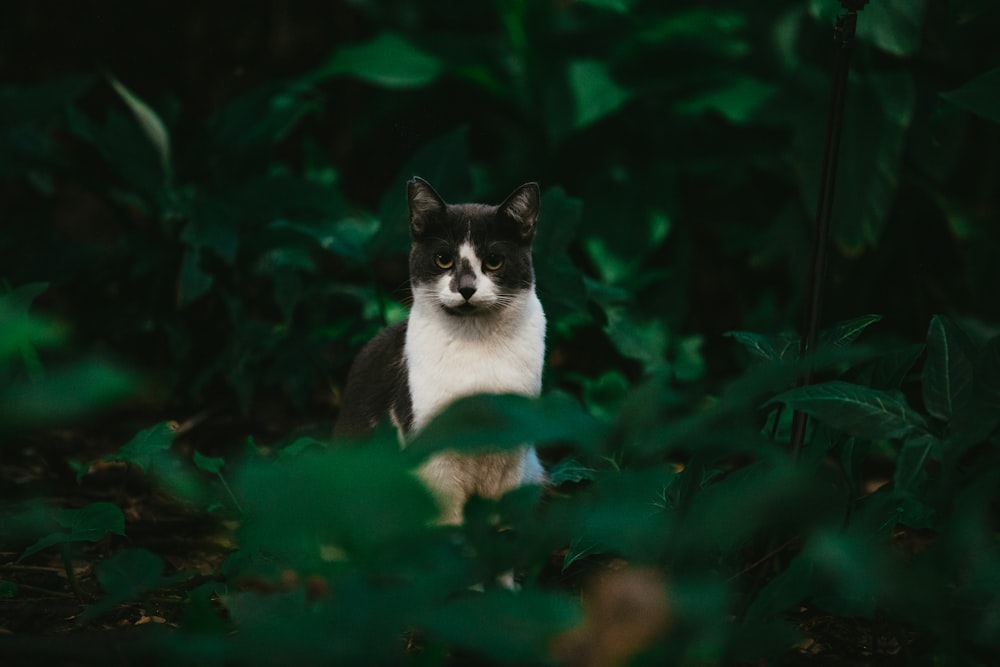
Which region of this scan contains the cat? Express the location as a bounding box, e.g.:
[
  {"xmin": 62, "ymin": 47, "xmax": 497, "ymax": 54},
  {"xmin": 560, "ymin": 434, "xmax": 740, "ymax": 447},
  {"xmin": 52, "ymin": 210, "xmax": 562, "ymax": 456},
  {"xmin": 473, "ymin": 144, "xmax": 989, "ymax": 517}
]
[{"xmin": 336, "ymin": 177, "xmax": 547, "ymax": 524}]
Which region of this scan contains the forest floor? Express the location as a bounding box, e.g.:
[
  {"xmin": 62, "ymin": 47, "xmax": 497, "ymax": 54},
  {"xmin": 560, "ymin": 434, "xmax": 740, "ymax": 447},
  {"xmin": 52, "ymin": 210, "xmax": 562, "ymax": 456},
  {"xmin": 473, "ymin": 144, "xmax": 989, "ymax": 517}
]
[{"xmin": 1, "ymin": 410, "xmax": 918, "ymax": 666}]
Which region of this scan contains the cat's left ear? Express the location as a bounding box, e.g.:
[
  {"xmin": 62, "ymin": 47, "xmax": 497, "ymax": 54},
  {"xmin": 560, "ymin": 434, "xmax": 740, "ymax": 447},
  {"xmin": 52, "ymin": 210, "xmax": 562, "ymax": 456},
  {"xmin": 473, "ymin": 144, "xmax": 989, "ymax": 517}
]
[
  {"xmin": 499, "ymin": 182, "xmax": 540, "ymax": 242},
  {"xmin": 408, "ymin": 177, "xmax": 447, "ymax": 238}
]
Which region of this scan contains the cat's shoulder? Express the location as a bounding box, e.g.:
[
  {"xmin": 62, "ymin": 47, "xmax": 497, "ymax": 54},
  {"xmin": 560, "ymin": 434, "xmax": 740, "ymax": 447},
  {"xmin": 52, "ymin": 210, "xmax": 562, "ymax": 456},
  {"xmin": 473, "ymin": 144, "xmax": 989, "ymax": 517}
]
[{"xmin": 335, "ymin": 319, "xmax": 410, "ymax": 438}]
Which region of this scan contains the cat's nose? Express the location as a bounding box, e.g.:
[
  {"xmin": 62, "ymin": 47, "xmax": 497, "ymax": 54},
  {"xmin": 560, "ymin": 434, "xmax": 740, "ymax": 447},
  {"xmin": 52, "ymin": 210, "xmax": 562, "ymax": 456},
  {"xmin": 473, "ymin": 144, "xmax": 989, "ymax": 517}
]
[{"xmin": 458, "ymin": 274, "xmax": 477, "ymax": 301}]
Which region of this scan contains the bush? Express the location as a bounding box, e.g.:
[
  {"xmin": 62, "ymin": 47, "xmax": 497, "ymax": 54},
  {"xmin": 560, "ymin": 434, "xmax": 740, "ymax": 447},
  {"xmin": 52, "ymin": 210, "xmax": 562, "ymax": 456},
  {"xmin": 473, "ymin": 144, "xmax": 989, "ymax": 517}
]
[{"xmin": 1, "ymin": 1, "xmax": 999, "ymax": 664}]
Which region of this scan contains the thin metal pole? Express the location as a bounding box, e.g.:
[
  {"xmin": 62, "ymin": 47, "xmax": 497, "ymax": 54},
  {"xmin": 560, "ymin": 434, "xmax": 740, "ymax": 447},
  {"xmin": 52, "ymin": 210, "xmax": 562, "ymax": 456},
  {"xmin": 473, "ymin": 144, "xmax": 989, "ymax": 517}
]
[{"xmin": 789, "ymin": 5, "xmax": 865, "ymax": 459}]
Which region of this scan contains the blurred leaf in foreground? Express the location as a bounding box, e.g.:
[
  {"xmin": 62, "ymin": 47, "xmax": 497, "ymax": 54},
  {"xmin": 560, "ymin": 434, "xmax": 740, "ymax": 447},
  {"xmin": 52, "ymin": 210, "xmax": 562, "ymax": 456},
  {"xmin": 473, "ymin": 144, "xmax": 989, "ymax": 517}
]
[{"xmin": 19, "ymin": 502, "xmax": 125, "ymax": 561}]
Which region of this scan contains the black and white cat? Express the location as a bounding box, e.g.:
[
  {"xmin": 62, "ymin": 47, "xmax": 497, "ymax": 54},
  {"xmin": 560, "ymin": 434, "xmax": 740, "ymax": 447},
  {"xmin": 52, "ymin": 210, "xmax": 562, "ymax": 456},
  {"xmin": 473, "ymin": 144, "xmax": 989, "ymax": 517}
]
[{"xmin": 336, "ymin": 177, "xmax": 546, "ymax": 524}]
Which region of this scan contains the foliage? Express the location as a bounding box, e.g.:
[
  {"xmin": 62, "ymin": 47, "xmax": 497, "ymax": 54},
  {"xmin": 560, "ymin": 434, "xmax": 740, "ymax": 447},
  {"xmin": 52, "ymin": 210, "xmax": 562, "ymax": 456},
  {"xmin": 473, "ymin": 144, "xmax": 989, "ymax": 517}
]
[{"xmin": 2, "ymin": 0, "xmax": 1000, "ymax": 664}]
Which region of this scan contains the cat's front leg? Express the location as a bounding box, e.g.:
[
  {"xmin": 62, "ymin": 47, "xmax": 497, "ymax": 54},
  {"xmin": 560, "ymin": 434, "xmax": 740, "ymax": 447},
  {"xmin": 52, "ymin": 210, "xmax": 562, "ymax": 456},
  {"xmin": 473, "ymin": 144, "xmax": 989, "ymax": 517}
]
[{"xmin": 416, "ymin": 452, "xmax": 470, "ymax": 525}]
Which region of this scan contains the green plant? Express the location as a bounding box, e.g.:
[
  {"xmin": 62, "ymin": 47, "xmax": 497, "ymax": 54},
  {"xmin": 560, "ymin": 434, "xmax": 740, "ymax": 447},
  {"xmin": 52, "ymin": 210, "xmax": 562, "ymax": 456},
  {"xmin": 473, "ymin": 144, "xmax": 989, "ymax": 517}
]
[{"xmin": 2, "ymin": 1, "xmax": 999, "ymax": 663}]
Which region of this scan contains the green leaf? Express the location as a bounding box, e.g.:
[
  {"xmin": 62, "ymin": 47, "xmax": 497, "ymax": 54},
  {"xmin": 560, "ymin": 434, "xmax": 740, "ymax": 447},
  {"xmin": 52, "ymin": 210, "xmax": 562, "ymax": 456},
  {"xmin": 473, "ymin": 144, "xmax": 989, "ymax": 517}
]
[
  {"xmin": 533, "ymin": 187, "xmax": 588, "ymax": 324},
  {"xmin": 942, "ymin": 65, "xmax": 1000, "ymax": 125},
  {"xmin": 0, "ymin": 74, "xmax": 96, "ymax": 127},
  {"xmin": 181, "ymin": 218, "xmax": 240, "ymax": 264},
  {"xmin": 675, "ymin": 77, "xmax": 777, "ymax": 124},
  {"xmin": 409, "ymin": 393, "xmax": 603, "ymax": 457},
  {"xmin": 374, "ymin": 128, "xmax": 472, "ymax": 256},
  {"xmin": 200, "ymin": 81, "xmax": 319, "ymax": 173},
  {"xmin": 234, "ymin": 446, "xmax": 437, "ymax": 561},
  {"xmin": 894, "ymin": 433, "xmax": 942, "ymax": 492},
  {"xmin": 745, "ymin": 550, "xmax": 815, "ymax": 620},
  {"xmin": 857, "ymin": 343, "xmax": 925, "ymax": 390},
  {"xmin": 922, "ymin": 315, "xmax": 975, "ymax": 421},
  {"xmin": 19, "ymin": 502, "xmax": 125, "ymax": 560},
  {"xmin": 769, "ymin": 381, "xmax": 927, "ymax": 440},
  {"xmin": 795, "ymin": 70, "xmax": 914, "ymax": 255},
  {"xmin": 809, "ymin": 0, "xmax": 927, "ymax": 57},
  {"xmin": 726, "ymin": 316, "xmax": 880, "ymax": 364},
  {"xmin": 107, "ymin": 75, "xmax": 172, "ymax": 182},
  {"xmin": 567, "ymin": 59, "xmax": 632, "ymax": 130},
  {"xmin": 107, "ymin": 421, "xmax": 179, "ymax": 474},
  {"xmin": 78, "ymin": 548, "xmax": 174, "ymax": 624},
  {"xmin": 0, "ymin": 580, "xmax": 17, "ymax": 598},
  {"xmin": 724, "ymin": 330, "xmax": 799, "ymax": 362},
  {"xmin": 193, "ymin": 450, "xmax": 225, "ymax": 475},
  {"xmin": 577, "ymin": 0, "xmax": 634, "ymax": 12},
  {"xmin": 177, "ymin": 246, "xmax": 213, "ymax": 307},
  {"xmin": 270, "ymin": 216, "xmax": 379, "ymax": 259},
  {"xmin": 819, "ymin": 314, "xmax": 882, "ymax": 347},
  {"xmin": 310, "ymin": 32, "xmax": 444, "ymax": 89},
  {"xmin": 422, "ymin": 589, "xmax": 580, "ymax": 664},
  {"xmin": 0, "ymin": 361, "xmax": 136, "ymax": 431}
]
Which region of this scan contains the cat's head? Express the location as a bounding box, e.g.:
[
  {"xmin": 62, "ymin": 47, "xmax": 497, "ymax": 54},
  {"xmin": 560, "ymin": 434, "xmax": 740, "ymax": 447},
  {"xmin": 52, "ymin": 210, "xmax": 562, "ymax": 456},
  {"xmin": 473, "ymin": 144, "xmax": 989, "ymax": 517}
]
[{"xmin": 407, "ymin": 177, "xmax": 539, "ymax": 317}]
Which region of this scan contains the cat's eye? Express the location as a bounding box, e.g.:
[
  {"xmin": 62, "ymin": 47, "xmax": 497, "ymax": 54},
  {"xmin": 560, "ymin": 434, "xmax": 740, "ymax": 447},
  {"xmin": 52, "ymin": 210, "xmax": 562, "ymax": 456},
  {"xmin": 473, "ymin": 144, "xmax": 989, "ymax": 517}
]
[
  {"xmin": 484, "ymin": 254, "xmax": 504, "ymax": 271},
  {"xmin": 434, "ymin": 253, "xmax": 454, "ymax": 270}
]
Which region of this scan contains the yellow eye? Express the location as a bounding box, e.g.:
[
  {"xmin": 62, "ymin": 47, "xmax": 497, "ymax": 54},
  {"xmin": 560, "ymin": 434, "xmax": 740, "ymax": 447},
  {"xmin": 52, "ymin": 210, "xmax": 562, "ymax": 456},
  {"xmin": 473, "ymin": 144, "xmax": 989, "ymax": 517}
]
[
  {"xmin": 434, "ymin": 253, "xmax": 454, "ymax": 269},
  {"xmin": 484, "ymin": 254, "xmax": 504, "ymax": 271}
]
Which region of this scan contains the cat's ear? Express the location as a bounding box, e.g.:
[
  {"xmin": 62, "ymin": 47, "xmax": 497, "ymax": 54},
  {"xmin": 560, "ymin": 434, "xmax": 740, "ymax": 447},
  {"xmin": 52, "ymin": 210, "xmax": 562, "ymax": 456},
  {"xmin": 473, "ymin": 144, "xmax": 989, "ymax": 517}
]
[
  {"xmin": 499, "ymin": 182, "xmax": 540, "ymax": 241},
  {"xmin": 407, "ymin": 177, "xmax": 446, "ymax": 238}
]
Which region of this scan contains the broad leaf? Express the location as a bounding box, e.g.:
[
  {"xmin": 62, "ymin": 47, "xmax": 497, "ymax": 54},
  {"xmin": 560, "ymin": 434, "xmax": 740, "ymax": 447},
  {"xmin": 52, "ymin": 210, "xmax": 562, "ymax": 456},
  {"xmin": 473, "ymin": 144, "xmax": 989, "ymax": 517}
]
[
  {"xmin": 107, "ymin": 421, "xmax": 179, "ymax": 473},
  {"xmin": 894, "ymin": 433, "xmax": 942, "ymax": 493},
  {"xmin": 193, "ymin": 450, "xmax": 225, "ymax": 475},
  {"xmin": 78, "ymin": 548, "xmax": 176, "ymax": 624},
  {"xmin": 423, "ymin": 590, "xmax": 579, "ymax": 665},
  {"xmin": 533, "ymin": 187, "xmax": 588, "ymax": 324},
  {"xmin": 310, "ymin": 32, "xmax": 444, "ymax": 89},
  {"xmin": 408, "ymin": 392, "xmax": 603, "ymax": 457},
  {"xmin": 921, "ymin": 315, "xmax": 975, "ymax": 422},
  {"xmin": 941, "ymin": 65, "xmax": 1000, "ymax": 125},
  {"xmin": 769, "ymin": 381, "xmax": 927, "ymax": 440},
  {"xmin": 0, "ymin": 361, "xmax": 136, "ymax": 430},
  {"xmin": 724, "ymin": 330, "xmax": 799, "ymax": 362},
  {"xmin": 567, "ymin": 59, "xmax": 632, "ymax": 130},
  {"xmin": 108, "ymin": 75, "xmax": 172, "ymax": 182},
  {"xmin": 20, "ymin": 502, "xmax": 126, "ymax": 560},
  {"xmin": 374, "ymin": 128, "xmax": 472, "ymax": 256},
  {"xmin": 819, "ymin": 314, "xmax": 882, "ymax": 348}
]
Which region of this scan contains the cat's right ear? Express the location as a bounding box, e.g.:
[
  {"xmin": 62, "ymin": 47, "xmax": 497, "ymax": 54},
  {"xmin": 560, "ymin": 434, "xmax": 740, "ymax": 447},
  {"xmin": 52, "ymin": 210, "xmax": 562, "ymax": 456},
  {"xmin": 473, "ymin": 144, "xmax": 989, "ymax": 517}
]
[{"xmin": 407, "ymin": 177, "xmax": 446, "ymax": 238}]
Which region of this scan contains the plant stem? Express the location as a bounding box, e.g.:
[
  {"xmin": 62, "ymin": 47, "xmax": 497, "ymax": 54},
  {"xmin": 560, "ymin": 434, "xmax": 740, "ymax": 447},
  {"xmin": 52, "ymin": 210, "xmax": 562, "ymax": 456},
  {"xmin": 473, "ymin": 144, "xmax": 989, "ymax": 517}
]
[{"xmin": 791, "ymin": 6, "xmax": 862, "ymax": 459}]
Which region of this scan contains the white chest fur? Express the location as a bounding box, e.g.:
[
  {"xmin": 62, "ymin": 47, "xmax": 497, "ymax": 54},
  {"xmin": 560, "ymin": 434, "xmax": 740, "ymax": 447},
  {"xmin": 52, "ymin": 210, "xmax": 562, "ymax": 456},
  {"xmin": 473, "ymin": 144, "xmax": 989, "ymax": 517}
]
[{"xmin": 405, "ymin": 290, "xmax": 546, "ymax": 432}]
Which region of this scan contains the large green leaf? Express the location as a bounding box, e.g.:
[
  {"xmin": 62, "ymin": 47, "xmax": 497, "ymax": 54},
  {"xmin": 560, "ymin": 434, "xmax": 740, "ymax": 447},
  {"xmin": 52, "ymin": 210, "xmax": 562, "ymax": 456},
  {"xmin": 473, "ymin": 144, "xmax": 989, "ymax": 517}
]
[
  {"xmin": 942, "ymin": 65, "xmax": 1000, "ymax": 125},
  {"xmin": 532, "ymin": 187, "xmax": 588, "ymax": 324},
  {"xmin": 921, "ymin": 315, "xmax": 975, "ymax": 422},
  {"xmin": 769, "ymin": 381, "xmax": 927, "ymax": 440},
  {"xmin": 78, "ymin": 548, "xmax": 178, "ymax": 624},
  {"xmin": 0, "ymin": 361, "xmax": 136, "ymax": 431},
  {"xmin": 310, "ymin": 32, "xmax": 445, "ymax": 89},
  {"xmin": 0, "ymin": 74, "xmax": 96, "ymax": 128},
  {"xmin": 105, "ymin": 421, "xmax": 178, "ymax": 474},
  {"xmin": 894, "ymin": 433, "xmax": 942, "ymax": 493},
  {"xmin": 374, "ymin": 127, "xmax": 472, "ymax": 256},
  {"xmin": 567, "ymin": 59, "xmax": 632, "ymax": 130},
  {"xmin": 724, "ymin": 330, "xmax": 799, "ymax": 362},
  {"xmin": 234, "ymin": 446, "xmax": 438, "ymax": 562},
  {"xmin": 108, "ymin": 75, "xmax": 172, "ymax": 183},
  {"xmin": 725, "ymin": 315, "xmax": 880, "ymax": 363},
  {"xmin": 422, "ymin": 589, "xmax": 579, "ymax": 664},
  {"xmin": 408, "ymin": 392, "xmax": 603, "ymax": 457},
  {"xmin": 794, "ymin": 70, "xmax": 914, "ymax": 256},
  {"xmin": 675, "ymin": 77, "xmax": 777, "ymax": 124},
  {"xmin": 19, "ymin": 502, "xmax": 126, "ymax": 560},
  {"xmin": 808, "ymin": 0, "xmax": 927, "ymax": 57}
]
